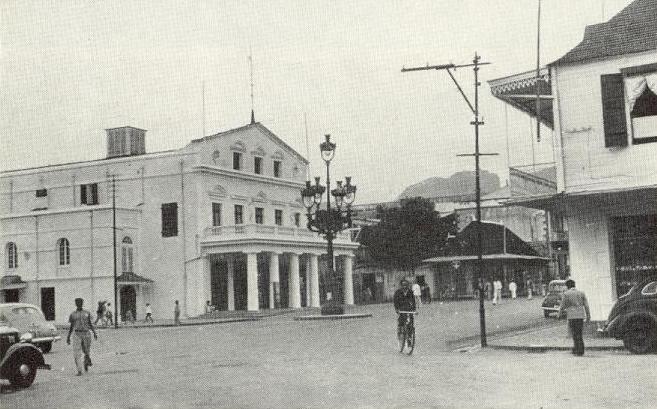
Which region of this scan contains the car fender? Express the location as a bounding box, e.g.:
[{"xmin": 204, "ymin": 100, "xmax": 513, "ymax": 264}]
[
  {"xmin": 618, "ymin": 312, "xmax": 657, "ymax": 336},
  {"xmin": 0, "ymin": 343, "xmax": 47, "ymax": 378}
]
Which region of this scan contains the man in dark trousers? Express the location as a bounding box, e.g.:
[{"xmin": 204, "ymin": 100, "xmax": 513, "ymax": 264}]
[
  {"xmin": 393, "ymin": 279, "xmax": 417, "ymax": 340},
  {"xmin": 67, "ymin": 298, "xmax": 98, "ymax": 376},
  {"xmin": 559, "ymin": 279, "xmax": 591, "ymax": 356}
]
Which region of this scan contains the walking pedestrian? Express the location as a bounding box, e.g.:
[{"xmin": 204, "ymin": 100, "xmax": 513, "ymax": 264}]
[
  {"xmin": 492, "ymin": 279, "xmax": 502, "ymax": 305},
  {"xmin": 558, "ymin": 279, "xmax": 591, "ymax": 356},
  {"xmin": 486, "ymin": 281, "xmax": 493, "ymax": 301},
  {"xmin": 412, "ymin": 278, "xmax": 422, "ymax": 307},
  {"xmin": 174, "ymin": 300, "xmax": 181, "ymax": 325},
  {"xmin": 94, "ymin": 301, "xmax": 106, "ymax": 325},
  {"xmin": 105, "ymin": 303, "xmax": 114, "ymax": 327},
  {"xmin": 509, "ymin": 280, "xmax": 517, "ymax": 299},
  {"xmin": 144, "ymin": 303, "xmax": 154, "ymax": 323},
  {"xmin": 526, "ymin": 278, "xmax": 534, "ymax": 299},
  {"xmin": 66, "ymin": 298, "xmax": 98, "ymax": 376}
]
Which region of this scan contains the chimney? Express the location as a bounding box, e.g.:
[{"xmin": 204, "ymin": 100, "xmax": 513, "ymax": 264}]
[{"xmin": 106, "ymin": 126, "xmax": 146, "ymax": 158}]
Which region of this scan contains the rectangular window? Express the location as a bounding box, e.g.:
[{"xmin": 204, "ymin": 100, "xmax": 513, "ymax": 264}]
[
  {"xmin": 161, "ymin": 203, "xmax": 178, "ymax": 237},
  {"xmin": 275, "ymin": 209, "xmax": 283, "ymax": 226},
  {"xmin": 233, "ymin": 152, "xmax": 242, "ymax": 170},
  {"xmin": 623, "ymin": 68, "xmax": 657, "ymax": 144},
  {"xmin": 80, "ymin": 183, "xmax": 99, "ymax": 205},
  {"xmin": 234, "ymin": 205, "xmax": 244, "ymax": 225},
  {"xmin": 36, "ymin": 188, "xmax": 47, "ymax": 197},
  {"xmin": 273, "ymin": 160, "xmax": 282, "ymax": 178},
  {"xmin": 295, "ymin": 213, "xmax": 301, "ymax": 227},
  {"xmin": 212, "ymin": 203, "xmax": 222, "ymax": 226},
  {"xmin": 254, "ymin": 157, "xmax": 262, "ymax": 174},
  {"xmin": 255, "ymin": 207, "xmax": 264, "ymax": 224}
]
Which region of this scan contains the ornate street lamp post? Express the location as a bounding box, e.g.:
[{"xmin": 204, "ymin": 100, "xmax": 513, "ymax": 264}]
[{"xmin": 301, "ymin": 134, "xmax": 356, "ymax": 315}]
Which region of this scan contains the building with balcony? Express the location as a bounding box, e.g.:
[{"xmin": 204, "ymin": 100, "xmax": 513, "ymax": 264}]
[
  {"xmin": 0, "ymin": 121, "xmax": 357, "ymax": 322},
  {"xmin": 489, "ymin": 0, "xmax": 657, "ymax": 320}
]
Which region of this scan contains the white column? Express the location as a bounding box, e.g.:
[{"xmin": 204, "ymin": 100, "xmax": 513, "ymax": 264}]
[
  {"xmin": 246, "ymin": 252, "xmax": 259, "ymax": 311},
  {"xmin": 202, "ymin": 255, "xmax": 211, "ymax": 314},
  {"xmin": 269, "ymin": 253, "xmax": 280, "ymax": 309},
  {"xmin": 288, "ymin": 253, "xmax": 301, "ymax": 309},
  {"xmin": 305, "ymin": 256, "xmax": 311, "ymax": 307},
  {"xmin": 226, "ymin": 254, "xmax": 235, "ymax": 311},
  {"xmin": 309, "ymin": 253, "xmax": 320, "ymax": 308},
  {"xmin": 343, "ymin": 255, "xmax": 354, "ymax": 305}
]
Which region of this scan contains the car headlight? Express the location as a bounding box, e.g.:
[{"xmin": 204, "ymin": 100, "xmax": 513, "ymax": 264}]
[{"xmin": 20, "ymin": 333, "xmax": 34, "ymax": 342}]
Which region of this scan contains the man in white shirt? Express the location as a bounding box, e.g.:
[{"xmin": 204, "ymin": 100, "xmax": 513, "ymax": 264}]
[
  {"xmin": 412, "ymin": 279, "xmax": 422, "ymax": 307},
  {"xmin": 509, "ymin": 280, "xmax": 517, "ymax": 299},
  {"xmin": 493, "ymin": 279, "xmax": 503, "ymax": 305}
]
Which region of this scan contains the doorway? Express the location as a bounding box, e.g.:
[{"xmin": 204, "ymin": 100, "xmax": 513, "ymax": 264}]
[
  {"xmin": 41, "ymin": 287, "xmax": 55, "ymax": 321},
  {"xmin": 120, "ymin": 286, "xmax": 137, "ymax": 321}
]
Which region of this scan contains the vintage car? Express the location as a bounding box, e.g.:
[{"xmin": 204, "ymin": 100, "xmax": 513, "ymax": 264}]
[
  {"xmin": 541, "ymin": 280, "xmax": 568, "ymax": 318},
  {"xmin": 0, "ymin": 303, "xmax": 61, "ymax": 353},
  {"xmin": 604, "ymin": 278, "xmax": 657, "ymax": 354},
  {"xmin": 0, "ymin": 325, "xmax": 50, "ymax": 388}
]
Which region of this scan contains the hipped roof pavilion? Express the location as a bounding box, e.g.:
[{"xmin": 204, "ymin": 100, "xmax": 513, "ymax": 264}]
[{"xmin": 423, "ymin": 221, "xmax": 549, "ymax": 264}]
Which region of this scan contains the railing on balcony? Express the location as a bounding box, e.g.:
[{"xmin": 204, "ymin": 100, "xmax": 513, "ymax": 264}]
[
  {"xmin": 203, "ymin": 224, "xmax": 352, "ymax": 242},
  {"xmin": 509, "ymin": 162, "xmax": 557, "ymax": 198}
]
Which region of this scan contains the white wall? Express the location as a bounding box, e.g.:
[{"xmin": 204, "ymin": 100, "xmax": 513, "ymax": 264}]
[{"xmin": 553, "ymin": 50, "xmax": 657, "ymax": 193}]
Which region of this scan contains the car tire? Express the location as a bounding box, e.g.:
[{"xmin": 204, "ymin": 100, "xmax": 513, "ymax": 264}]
[
  {"xmin": 38, "ymin": 342, "xmax": 52, "ymax": 354},
  {"xmin": 623, "ymin": 325, "xmax": 656, "ymax": 355},
  {"xmin": 8, "ymin": 354, "xmax": 38, "ymax": 388}
]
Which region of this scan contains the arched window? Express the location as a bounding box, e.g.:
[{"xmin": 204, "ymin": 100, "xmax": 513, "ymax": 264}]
[
  {"xmin": 6, "ymin": 242, "xmax": 18, "ymax": 269},
  {"xmin": 121, "ymin": 237, "xmax": 134, "ymax": 273},
  {"xmin": 57, "ymin": 238, "xmax": 70, "ymax": 266}
]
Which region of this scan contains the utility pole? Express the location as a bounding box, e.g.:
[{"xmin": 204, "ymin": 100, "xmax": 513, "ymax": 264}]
[
  {"xmin": 112, "ymin": 175, "xmax": 118, "ymax": 329},
  {"xmin": 402, "ymin": 53, "xmax": 497, "ymax": 348}
]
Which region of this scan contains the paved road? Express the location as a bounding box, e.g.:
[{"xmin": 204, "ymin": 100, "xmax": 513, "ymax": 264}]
[{"xmin": 3, "ymin": 299, "xmax": 655, "ymax": 408}]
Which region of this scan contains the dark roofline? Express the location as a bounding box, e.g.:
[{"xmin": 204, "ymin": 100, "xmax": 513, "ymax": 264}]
[
  {"xmin": 551, "ymin": 0, "xmax": 657, "ymax": 66},
  {"xmin": 105, "ymin": 126, "xmax": 148, "ymax": 132}
]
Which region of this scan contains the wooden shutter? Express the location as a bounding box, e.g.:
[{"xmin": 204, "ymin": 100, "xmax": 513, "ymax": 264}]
[
  {"xmin": 600, "ymin": 74, "xmax": 628, "ymax": 147},
  {"xmin": 91, "ymin": 184, "xmax": 98, "ymax": 205}
]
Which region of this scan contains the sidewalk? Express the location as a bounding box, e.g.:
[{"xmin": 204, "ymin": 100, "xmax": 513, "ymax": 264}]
[
  {"xmin": 487, "ymin": 321, "xmax": 625, "ymax": 352},
  {"xmin": 55, "ymin": 316, "xmax": 261, "ymax": 330}
]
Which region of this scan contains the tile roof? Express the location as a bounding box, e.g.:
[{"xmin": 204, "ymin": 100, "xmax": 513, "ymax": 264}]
[{"xmin": 552, "ymin": 0, "xmax": 657, "ymax": 65}]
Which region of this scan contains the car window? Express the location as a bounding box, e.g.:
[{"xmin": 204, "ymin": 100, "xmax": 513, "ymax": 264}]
[
  {"xmin": 641, "ymin": 281, "xmax": 657, "ymax": 295},
  {"xmin": 11, "ymin": 307, "xmax": 45, "ymax": 319}
]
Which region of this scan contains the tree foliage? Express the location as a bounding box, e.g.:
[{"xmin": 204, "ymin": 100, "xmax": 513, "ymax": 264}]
[{"xmin": 359, "ymin": 197, "xmax": 456, "ymax": 271}]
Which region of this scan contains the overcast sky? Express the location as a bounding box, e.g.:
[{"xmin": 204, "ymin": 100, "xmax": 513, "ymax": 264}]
[{"xmin": 0, "ymin": 0, "xmax": 633, "ymax": 203}]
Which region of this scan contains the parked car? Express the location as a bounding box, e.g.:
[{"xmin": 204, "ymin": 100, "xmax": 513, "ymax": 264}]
[
  {"xmin": 541, "ymin": 280, "xmax": 568, "ymax": 318},
  {"xmin": 0, "ymin": 324, "xmax": 50, "ymax": 388},
  {"xmin": 604, "ymin": 278, "xmax": 657, "ymax": 354},
  {"xmin": 0, "ymin": 303, "xmax": 61, "ymax": 353}
]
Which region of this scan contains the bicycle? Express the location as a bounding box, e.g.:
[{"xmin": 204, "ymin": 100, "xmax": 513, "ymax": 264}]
[{"xmin": 397, "ymin": 311, "xmax": 417, "ymax": 355}]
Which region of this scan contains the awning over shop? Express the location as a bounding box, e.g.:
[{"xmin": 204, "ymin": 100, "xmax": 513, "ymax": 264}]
[
  {"xmin": 488, "ymin": 67, "xmax": 553, "ymax": 128},
  {"xmin": 423, "ymin": 253, "xmax": 550, "ymax": 263},
  {"xmin": 116, "ymin": 272, "xmax": 154, "ymax": 286},
  {"xmin": 0, "ymin": 275, "xmax": 27, "ymax": 290}
]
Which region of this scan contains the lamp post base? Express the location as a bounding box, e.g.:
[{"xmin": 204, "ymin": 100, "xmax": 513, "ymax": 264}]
[{"xmin": 320, "ymin": 300, "xmax": 344, "ymax": 315}]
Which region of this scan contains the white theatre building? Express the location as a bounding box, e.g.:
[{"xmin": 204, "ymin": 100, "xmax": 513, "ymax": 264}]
[{"xmin": 0, "ymin": 121, "xmax": 358, "ymax": 322}]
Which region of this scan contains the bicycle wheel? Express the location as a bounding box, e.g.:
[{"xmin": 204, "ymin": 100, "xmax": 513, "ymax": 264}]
[
  {"xmin": 398, "ymin": 328, "xmax": 407, "ymax": 353},
  {"xmin": 405, "ymin": 326, "xmax": 415, "ymax": 355}
]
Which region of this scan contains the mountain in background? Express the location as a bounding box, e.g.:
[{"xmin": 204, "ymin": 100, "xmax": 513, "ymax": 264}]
[{"xmin": 397, "ymin": 170, "xmax": 500, "ymax": 201}]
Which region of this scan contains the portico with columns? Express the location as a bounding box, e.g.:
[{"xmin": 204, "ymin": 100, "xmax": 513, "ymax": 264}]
[{"xmin": 198, "ymin": 233, "xmax": 357, "ymax": 312}]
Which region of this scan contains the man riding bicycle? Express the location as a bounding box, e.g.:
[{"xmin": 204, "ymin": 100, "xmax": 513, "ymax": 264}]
[{"xmin": 394, "ymin": 279, "xmax": 417, "ymax": 339}]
